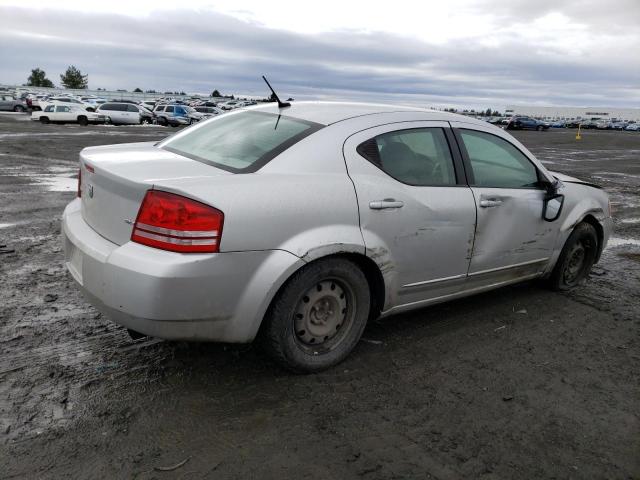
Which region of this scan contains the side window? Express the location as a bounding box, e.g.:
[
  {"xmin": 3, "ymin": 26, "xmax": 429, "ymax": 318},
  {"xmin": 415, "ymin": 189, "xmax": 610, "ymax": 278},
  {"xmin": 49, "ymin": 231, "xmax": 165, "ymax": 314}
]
[
  {"xmin": 154, "ymin": 106, "xmax": 165, "ymax": 112},
  {"xmin": 101, "ymin": 104, "xmax": 114, "ymax": 111},
  {"xmin": 44, "ymin": 105, "xmax": 55, "ymax": 112},
  {"xmin": 357, "ymin": 128, "xmax": 456, "ymax": 186},
  {"xmin": 175, "ymin": 107, "xmax": 185, "ymax": 115},
  {"xmin": 55, "ymin": 106, "xmax": 69, "ymax": 112},
  {"xmin": 127, "ymin": 104, "xmax": 139, "ymax": 112},
  {"xmin": 459, "ymin": 129, "xmax": 539, "ymax": 188},
  {"xmin": 165, "ymin": 106, "xmax": 175, "ymax": 113}
]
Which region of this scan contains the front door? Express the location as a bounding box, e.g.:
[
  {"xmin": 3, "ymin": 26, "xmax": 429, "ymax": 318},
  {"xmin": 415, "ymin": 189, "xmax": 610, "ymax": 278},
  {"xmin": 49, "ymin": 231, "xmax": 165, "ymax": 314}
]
[
  {"xmin": 343, "ymin": 122, "xmax": 477, "ymax": 309},
  {"xmin": 451, "ymin": 123, "xmax": 558, "ymax": 284}
]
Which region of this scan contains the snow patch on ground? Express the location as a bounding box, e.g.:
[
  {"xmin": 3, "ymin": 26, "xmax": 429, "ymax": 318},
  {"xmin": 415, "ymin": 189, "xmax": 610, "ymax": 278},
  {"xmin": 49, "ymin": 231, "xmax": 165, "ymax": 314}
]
[{"xmin": 606, "ymin": 237, "xmax": 640, "ymax": 248}]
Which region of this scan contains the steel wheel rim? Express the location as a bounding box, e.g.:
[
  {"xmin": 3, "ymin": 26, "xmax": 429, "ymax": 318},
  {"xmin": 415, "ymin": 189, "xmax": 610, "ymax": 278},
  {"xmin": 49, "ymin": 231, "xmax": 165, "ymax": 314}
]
[
  {"xmin": 563, "ymin": 242, "xmax": 587, "ymax": 285},
  {"xmin": 293, "ymin": 278, "xmax": 355, "ymax": 353}
]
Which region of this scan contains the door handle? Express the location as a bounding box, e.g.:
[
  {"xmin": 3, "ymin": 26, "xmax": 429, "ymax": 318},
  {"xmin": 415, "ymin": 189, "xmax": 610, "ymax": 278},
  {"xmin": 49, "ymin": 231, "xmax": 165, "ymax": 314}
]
[
  {"xmin": 479, "ymin": 199, "xmax": 502, "ymax": 208},
  {"xmin": 369, "ymin": 199, "xmax": 404, "ymax": 210}
]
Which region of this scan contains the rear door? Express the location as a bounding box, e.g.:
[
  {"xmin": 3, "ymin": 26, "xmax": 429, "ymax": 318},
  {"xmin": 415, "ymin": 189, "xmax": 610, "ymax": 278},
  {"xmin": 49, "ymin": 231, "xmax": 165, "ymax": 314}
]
[
  {"xmin": 344, "ymin": 122, "xmax": 476, "ymax": 307},
  {"xmin": 451, "ymin": 122, "xmax": 557, "ymax": 284}
]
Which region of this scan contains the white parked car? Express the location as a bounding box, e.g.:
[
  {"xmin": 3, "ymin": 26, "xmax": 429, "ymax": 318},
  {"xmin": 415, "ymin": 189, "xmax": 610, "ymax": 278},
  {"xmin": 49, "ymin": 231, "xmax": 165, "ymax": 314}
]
[
  {"xmin": 31, "ymin": 104, "xmax": 108, "ymax": 125},
  {"xmin": 48, "ymin": 96, "xmax": 95, "ymax": 111},
  {"xmin": 97, "ymin": 102, "xmax": 154, "ymax": 125},
  {"xmin": 219, "ymin": 100, "xmax": 242, "ymax": 110}
]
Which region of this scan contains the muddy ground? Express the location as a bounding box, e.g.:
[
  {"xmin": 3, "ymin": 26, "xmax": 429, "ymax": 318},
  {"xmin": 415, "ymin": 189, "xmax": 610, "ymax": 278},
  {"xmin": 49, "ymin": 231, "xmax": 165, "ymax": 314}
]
[{"xmin": 0, "ymin": 113, "xmax": 638, "ymax": 479}]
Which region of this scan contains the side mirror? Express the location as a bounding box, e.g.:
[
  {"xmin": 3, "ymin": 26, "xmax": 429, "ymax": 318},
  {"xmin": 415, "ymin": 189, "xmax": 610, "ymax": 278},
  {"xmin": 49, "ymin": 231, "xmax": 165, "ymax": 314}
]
[{"xmin": 543, "ymin": 194, "xmax": 564, "ymax": 222}]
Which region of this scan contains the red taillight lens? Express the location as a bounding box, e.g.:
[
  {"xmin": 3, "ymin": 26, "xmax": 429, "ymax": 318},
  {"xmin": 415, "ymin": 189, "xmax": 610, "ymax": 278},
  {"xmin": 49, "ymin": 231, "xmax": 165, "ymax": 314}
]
[
  {"xmin": 77, "ymin": 168, "xmax": 82, "ymax": 197},
  {"xmin": 131, "ymin": 190, "xmax": 224, "ymax": 253}
]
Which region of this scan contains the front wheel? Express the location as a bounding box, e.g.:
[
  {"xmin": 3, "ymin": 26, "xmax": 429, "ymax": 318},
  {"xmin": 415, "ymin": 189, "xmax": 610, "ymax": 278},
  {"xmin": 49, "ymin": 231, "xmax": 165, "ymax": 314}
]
[
  {"xmin": 261, "ymin": 258, "xmax": 371, "ymax": 373},
  {"xmin": 548, "ymin": 222, "xmax": 598, "ymax": 290},
  {"xmin": 39, "ymin": 116, "xmax": 50, "ymax": 124},
  {"xmin": 537, "ymin": 125, "xmax": 543, "ymax": 131},
  {"xmin": 78, "ymin": 116, "xmax": 89, "ymax": 126}
]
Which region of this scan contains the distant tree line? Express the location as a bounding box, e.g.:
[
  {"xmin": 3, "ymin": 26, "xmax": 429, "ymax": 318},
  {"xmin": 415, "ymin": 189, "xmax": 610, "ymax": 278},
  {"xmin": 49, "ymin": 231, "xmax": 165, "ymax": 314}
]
[
  {"xmin": 443, "ymin": 107, "xmax": 503, "ymax": 116},
  {"xmin": 25, "ymin": 65, "xmax": 88, "ymax": 89},
  {"xmin": 24, "ymin": 68, "xmax": 278, "ymax": 102}
]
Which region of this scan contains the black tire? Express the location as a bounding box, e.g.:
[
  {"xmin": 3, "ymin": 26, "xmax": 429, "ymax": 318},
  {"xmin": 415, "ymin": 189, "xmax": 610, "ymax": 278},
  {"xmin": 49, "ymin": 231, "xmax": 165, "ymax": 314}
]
[
  {"xmin": 78, "ymin": 116, "xmax": 89, "ymax": 126},
  {"xmin": 39, "ymin": 116, "xmax": 49, "ymax": 124},
  {"xmin": 548, "ymin": 222, "xmax": 598, "ymax": 290},
  {"xmin": 158, "ymin": 117, "xmax": 168, "ymax": 126},
  {"xmin": 537, "ymin": 125, "xmax": 543, "ymax": 131},
  {"xmin": 261, "ymin": 258, "xmax": 371, "ymax": 373},
  {"xmin": 13, "ymin": 105, "xmax": 25, "ymax": 113}
]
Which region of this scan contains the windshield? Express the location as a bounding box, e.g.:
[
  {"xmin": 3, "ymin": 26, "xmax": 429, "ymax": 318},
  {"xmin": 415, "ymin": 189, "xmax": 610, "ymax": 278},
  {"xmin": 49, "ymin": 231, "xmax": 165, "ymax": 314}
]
[{"xmin": 160, "ymin": 110, "xmax": 323, "ymax": 173}]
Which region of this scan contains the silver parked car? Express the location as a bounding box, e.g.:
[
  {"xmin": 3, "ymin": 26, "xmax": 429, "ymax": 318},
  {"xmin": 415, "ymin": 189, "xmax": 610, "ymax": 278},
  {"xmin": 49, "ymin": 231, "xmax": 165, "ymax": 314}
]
[
  {"xmin": 0, "ymin": 95, "xmax": 27, "ymax": 112},
  {"xmin": 62, "ymin": 102, "xmax": 612, "ymax": 372}
]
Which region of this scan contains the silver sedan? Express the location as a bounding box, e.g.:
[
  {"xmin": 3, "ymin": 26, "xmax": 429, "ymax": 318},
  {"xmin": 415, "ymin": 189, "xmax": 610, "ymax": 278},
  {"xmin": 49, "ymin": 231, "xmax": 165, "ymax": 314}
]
[{"xmin": 62, "ymin": 102, "xmax": 612, "ymax": 372}]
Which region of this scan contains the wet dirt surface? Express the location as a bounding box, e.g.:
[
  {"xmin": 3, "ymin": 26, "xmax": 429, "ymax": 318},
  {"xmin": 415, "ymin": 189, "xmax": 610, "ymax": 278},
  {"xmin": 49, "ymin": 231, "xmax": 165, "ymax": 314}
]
[{"xmin": 1, "ymin": 114, "xmax": 638, "ymax": 479}]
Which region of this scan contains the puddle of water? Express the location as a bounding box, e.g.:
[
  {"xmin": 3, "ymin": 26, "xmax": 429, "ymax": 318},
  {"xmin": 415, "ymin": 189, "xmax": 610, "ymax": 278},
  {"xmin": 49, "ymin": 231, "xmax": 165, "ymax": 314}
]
[
  {"xmin": 35, "ymin": 175, "xmax": 77, "ymax": 192},
  {"xmin": 606, "ymin": 237, "xmax": 640, "ymax": 248}
]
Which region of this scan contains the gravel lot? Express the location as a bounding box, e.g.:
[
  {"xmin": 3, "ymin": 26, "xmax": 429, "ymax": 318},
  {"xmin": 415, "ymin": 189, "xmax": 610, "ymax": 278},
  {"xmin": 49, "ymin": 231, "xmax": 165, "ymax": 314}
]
[{"xmin": 1, "ymin": 113, "xmax": 638, "ymax": 479}]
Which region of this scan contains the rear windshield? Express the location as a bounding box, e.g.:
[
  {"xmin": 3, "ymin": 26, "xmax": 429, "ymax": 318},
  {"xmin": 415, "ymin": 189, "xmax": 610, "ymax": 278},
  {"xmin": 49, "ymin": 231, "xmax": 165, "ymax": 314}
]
[{"xmin": 159, "ymin": 111, "xmax": 323, "ymax": 173}]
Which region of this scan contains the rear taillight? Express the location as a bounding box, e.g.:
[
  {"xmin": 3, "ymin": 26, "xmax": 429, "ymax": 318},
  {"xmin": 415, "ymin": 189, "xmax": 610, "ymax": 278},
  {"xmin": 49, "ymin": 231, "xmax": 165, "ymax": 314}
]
[
  {"xmin": 131, "ymin": 190, "xmax": 223, "ymax": 253},
  {"xmin": 77, "ymin": 168, "xmax": 81, "ymax": 197}
]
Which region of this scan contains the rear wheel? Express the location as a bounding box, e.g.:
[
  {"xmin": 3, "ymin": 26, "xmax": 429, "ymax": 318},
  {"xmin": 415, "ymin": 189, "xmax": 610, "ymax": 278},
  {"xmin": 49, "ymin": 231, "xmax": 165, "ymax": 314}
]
[
  {"xmin": 548, "ymin": 222, "xmax": 598, "ymax": 290},
  {"xmin": 537, "ymin": 125, "xmax": 543, "ymax": 131},
  {"xmin": 78, "ymin": 116, "xmax": 89, "ymax": 126},
  {"xmin": 39, "ymin": 116, "xmax": 49, "ymax": 124},
  {"xmin": 13, "ymin": 105, "xmax": 25, "ymax": 113},
  {"xmin": 261, "ymin": 258, "xmax": 370, "ymax": 373},
  {"xmin": 157, "ymin": 117, "xmax": 168, "ymax": 126}
]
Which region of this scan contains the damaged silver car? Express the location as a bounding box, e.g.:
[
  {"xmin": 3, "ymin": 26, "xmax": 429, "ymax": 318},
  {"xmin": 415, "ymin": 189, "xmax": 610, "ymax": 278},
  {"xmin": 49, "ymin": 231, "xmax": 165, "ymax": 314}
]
[{"xmin": 62, "ymin": 102, "xmax": 612, "ymax": 372}]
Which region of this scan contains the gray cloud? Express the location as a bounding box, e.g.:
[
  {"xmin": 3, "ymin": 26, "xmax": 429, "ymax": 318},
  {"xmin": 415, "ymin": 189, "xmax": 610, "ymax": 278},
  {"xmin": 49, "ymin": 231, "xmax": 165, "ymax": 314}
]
[{"xmin": 0, "ymin": 5, "xmax": 638, "ymax": 109}]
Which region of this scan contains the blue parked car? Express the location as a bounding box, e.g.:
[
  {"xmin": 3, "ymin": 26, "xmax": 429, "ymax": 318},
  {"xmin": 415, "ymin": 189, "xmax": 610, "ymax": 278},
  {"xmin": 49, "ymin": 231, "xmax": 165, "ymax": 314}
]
[
  {"xmin": 551, "ymin": 120, "xmax": 566, "ymax": 128},
  {"xmin": 153, "ymin": 104, "xmax": 204, "ymax": 127},
  {"xmin": 506, "ymin": 116, "xmax": 550, "ymax": 131}
]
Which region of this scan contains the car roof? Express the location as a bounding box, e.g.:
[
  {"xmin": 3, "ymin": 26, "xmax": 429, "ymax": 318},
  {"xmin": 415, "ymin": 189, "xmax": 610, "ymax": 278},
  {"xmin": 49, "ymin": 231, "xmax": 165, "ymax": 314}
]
[{"xmin": 248, "ymin": 101, "xmax": 481, "ymax": 126}]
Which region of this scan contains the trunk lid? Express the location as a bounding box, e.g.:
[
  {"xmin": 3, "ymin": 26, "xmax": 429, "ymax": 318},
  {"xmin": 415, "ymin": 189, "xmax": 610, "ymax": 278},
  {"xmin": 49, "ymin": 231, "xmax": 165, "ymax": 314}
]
[{"xmin": 80, "ymin": 141, "xmax": 230, "ymax": 245}]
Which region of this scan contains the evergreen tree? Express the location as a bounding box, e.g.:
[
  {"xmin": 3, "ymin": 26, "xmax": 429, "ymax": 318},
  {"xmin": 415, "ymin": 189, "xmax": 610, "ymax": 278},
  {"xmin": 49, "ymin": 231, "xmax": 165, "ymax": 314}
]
[
  {"xmin": 59, "ymin": 66, "xmax": 88, "ymax": 89},
  {"xmin": 27, "ymin": 68, "xmax": 54, "ymax": 88}
]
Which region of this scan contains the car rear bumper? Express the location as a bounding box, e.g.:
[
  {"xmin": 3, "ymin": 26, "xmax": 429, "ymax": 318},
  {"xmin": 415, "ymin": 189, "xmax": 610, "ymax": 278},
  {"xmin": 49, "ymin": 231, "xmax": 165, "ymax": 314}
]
[{"xmin": 62, "ymin": 198, "xmax": 304, "ymax": 342}]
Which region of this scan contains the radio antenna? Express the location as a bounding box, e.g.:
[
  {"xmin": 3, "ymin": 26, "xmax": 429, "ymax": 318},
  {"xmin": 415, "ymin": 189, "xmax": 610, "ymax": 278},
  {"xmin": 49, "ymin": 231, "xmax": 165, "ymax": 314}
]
[{"xmin": 262, "ymin": 75, "xmax": 290, "ymax": 108}]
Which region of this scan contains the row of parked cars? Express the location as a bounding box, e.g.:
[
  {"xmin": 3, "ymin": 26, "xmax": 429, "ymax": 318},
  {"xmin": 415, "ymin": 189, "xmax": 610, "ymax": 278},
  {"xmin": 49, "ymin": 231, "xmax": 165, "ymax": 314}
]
[
  {"xmin": 550, "ymin": 119, "xmax": 640, "ymax": 131},
  {"xmin": 27, "ymin": 97, "xmax": 261, "ymax": 126},
  {"xmin": 478, "ymin": 115, "xmax": 639, "ymax": 132}
]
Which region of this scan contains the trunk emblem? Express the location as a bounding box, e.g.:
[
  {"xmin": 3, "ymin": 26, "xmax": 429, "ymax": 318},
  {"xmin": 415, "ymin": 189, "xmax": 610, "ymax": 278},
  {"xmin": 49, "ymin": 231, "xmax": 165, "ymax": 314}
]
[{"xmin": 88, "ymin": 184, "xmax": 94, "ymax": 198}]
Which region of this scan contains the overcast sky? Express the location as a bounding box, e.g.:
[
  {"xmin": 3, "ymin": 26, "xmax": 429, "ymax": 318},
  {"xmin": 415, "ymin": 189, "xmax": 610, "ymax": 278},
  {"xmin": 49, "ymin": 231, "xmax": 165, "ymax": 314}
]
[{"xmin": 0, "ymin": 0, "xmax": 638, "ymax": 109}]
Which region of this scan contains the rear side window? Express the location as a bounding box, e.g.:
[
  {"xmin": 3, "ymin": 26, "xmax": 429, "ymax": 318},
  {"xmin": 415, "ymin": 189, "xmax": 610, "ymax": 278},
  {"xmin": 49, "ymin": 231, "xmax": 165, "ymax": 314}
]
[
  {"xmin": 165, "ymin": 106, "xmax": 174, "ymax": 113},
  {"xmin": 160, "ymin": 111, "xmax": 323, "ymax": 173},
  {"xmin": 459, "ymin": 129, "xmax": 539, "ymax": 188},
  {"xmin": 127, "ymin": 104, "xmax": 139, "ymax": 112},
  {"xmin": 357, "ymin": 128, "xmax": 456, "ymax": 186},
  {"xmin": 154, "ymin": 106, "xmax": 165, "ymax": 112}
]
